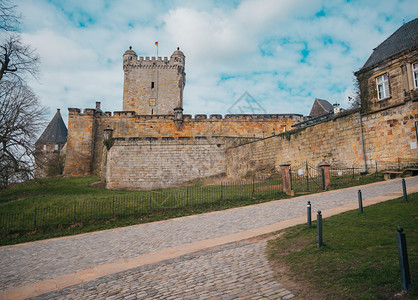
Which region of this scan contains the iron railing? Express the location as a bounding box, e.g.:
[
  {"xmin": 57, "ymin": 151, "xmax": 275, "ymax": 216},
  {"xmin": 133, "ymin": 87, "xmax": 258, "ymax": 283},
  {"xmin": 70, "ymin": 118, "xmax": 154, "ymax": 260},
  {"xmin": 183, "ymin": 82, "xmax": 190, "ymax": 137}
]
[{"xmin": 0, "ymin": 176, "xmax": 283, "ymax": 232}]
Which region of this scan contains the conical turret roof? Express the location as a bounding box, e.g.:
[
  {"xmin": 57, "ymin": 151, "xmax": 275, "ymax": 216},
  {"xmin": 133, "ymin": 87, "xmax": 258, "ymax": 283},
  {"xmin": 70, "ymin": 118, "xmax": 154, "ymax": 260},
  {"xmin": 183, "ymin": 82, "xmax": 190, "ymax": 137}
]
[{"xmin": 37, "ymin": 109, "xmax": 68, "ymax": 144}]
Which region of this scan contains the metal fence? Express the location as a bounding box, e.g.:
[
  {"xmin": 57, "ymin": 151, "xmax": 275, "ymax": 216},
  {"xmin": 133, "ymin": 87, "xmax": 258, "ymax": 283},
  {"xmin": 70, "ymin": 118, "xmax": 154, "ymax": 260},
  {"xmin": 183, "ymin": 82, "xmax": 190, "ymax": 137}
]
[
  {"xmin": 0, "ymin": 176, "xmax": 283, "ymax": 233},
  {"xmin": 290, "ymin": 162, "xmax": 324, "ymax": 193}
]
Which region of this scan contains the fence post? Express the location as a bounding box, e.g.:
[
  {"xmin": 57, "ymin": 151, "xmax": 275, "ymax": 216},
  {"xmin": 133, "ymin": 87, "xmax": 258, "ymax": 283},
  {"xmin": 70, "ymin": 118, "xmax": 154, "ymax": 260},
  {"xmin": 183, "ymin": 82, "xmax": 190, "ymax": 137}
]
[
  {"xmin": 307, "ymin": 201, "xmax": 312, "ymax": 227},
  {"xmin": 280, "ymin": 164, "xmax": 293, "ymax": 195},
  {"xmin": 186, "ymin": 187, "xmax": 189, "ymax": 207},
  {"xmin": 33, "ymin": 207, "xmax": 37, "ymax": 230},
  {"xmin": 402, "ymin": 179, "xmax": 408, "ymax": 203},
  {"xmin": 252, "ymin": 176, "xmax": 255, "ymax": 196},
  {"xmin": 396, "ymin": 227, "xmax": 411, "ymax": 292},
  {"xmin": 319, "ymin": 163, "xmax": 331, "ymax": 190},
  {"xmin": 149, "ymin": 192, "xmax": 152, "ymax": 213},
  {"xmin": 73, "ymin": 201, "xmax": 76, "ymax": 224},
  {"xmin": 306, "ymin": 161, "xmax": 309, "ymax": 192},
  {"xmin": 317, "ymin": 211, "xmax": 323, "ymax": 248},
  {"xmin": 220, "ymin": 183, "xmax": 223, "ymax": 203},
  {"xmin": 112, "ymin": 197, "xmax": 115, "ymax": 218},
  {"xmin": 358, "ymin": 190, "xmax": 363, "ymax": 213}
]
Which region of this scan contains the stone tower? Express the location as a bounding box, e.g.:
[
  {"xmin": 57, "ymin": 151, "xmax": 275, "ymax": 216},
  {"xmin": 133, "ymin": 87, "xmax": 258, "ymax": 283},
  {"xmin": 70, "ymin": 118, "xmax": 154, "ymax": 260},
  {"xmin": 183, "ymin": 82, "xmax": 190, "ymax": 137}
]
[
  {"xmin": 122, "ymin": 46, "xmax": 186, "ymax": 115},
  {"xmin": 34, "ymin": 109, "xmax": 68, "ymax": 178}
]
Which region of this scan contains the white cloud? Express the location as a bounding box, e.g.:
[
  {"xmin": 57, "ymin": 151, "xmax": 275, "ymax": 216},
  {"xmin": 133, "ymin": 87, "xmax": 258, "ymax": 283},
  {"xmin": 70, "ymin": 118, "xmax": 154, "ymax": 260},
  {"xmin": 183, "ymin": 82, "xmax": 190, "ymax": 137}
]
[{"xmin": 13, "ymin": 0, "xmax": 418, "ymax": 124}]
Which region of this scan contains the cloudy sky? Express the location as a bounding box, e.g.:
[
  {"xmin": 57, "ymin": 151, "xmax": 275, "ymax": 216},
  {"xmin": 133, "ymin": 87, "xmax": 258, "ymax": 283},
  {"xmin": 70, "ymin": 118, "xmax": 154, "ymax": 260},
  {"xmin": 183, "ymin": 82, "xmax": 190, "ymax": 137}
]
[{"xmin": 16, "ymin": 0, "xmax": 418, "ymax": 123}]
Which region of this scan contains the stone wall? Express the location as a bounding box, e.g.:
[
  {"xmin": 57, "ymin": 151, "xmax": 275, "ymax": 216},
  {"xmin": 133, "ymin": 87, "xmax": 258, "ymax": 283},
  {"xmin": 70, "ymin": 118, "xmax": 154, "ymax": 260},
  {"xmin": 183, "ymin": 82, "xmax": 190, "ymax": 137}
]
[
  {"xmin": 63, "ymin": 108, "xmax": 95, "ymax": 176},
  {"xmin": 74, "ymin": 112, "xmax": 302, "ymax": 177},
  {"xmin": 106, "ymin": 138, "xmax": 226, "ymax": 189},
  {"xmin": 226, "ymin": 101, "xmax": 418, "ymax": 179}
]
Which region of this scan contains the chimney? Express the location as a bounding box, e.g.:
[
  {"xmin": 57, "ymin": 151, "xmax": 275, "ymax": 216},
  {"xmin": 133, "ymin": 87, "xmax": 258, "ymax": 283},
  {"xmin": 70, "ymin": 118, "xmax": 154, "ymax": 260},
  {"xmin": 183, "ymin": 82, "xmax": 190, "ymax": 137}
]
[{"xmin": 96, "ymin": 102, "xmax": 101, "ymax": 109}]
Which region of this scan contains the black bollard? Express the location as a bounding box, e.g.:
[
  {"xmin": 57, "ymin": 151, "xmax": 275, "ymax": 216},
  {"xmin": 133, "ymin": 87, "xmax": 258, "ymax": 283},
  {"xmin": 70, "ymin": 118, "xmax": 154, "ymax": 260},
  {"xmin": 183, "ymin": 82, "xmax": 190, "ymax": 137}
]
[
  {"xmin": 358, "ymin": 190, "xmax": 363, "ymax": 213},
  {"xmin": 307, "ymin": 201, "xmax": 312, "ymax": 227},
  {"xmin": 317, "ymin": 211, "xmax": 323, "ymax": 248},
  {"xmin": 402, "ymin": 179, "xmax": 408, "ymax": 203},
  {"xmin": 396, "ymin": 227, "xmax": 411, "ymax": 292}
]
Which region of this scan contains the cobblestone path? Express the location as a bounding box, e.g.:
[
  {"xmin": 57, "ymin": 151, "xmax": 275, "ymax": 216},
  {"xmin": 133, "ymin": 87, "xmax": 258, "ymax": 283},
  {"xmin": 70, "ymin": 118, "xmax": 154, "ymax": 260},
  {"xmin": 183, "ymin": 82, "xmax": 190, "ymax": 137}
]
[
  {"xmin": 1, "ymin": 177, "xmax": 417, "ymax": 299},
  {"xmin": 32, "ymin": 240, "xmax": 294, "ymax": 300}
]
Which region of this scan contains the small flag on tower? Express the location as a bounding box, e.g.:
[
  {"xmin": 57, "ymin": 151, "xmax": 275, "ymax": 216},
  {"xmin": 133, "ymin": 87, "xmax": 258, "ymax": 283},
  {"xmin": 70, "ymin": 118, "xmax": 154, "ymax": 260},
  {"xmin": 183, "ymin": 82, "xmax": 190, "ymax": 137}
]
[{"xmin": 155, "ymin": 41, "xmax": 158, "ymax": 47}]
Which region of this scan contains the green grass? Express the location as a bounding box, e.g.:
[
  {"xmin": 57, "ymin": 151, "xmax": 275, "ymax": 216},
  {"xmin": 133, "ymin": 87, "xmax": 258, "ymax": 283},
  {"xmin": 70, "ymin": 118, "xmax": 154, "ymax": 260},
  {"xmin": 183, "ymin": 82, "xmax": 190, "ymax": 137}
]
[
  {"xmin": 268, "ymin": 193, "xmax": 418, "ymax": 299},
  {"xmin": 0, "ymin": 176, "xmax": 287, "ymax": 245}
]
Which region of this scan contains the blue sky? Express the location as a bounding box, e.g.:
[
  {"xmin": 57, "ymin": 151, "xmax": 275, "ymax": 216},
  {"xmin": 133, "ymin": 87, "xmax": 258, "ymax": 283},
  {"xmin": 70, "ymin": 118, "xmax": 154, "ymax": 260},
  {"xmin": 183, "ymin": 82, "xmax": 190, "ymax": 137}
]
[{"xmin": 16, "ymin": 0, "xmax": 418, "ymax": 123}]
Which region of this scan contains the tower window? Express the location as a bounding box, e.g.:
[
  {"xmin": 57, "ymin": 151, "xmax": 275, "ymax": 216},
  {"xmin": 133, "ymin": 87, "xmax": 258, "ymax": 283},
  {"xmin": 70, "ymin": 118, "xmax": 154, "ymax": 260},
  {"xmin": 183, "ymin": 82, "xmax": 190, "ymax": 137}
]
[
  {"xmin": 149, "ymin": 98, "xmax": 156, "ymax": 106},
  {"xmin": 151, "ymin": 82, "xmax": 154, "ymax": 89}
]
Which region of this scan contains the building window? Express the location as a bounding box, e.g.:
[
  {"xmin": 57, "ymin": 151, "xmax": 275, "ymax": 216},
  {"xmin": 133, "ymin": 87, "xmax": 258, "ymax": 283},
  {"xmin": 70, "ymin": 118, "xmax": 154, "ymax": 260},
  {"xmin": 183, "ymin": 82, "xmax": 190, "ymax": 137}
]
[
  {"xmin": 54, "ymin": 144, "xmax": 59, "ymax": 151},
  {"xmin": 43, "ymin": 145, "xmax": 46, "ymax": 151},
  {"xmin": 149, "ymin": 98, "xmax": 156, "ymax": 106},
  {"xmin": 151, "ymin": 82, "xmax": 154, "ymax": 89},
  {"xmin": 376, "ymin": 74, "xmax": 390, "ymax": 100},
  {"xmin": 413, "ymin": 62, "xmax": 418, "ymax": 88}
]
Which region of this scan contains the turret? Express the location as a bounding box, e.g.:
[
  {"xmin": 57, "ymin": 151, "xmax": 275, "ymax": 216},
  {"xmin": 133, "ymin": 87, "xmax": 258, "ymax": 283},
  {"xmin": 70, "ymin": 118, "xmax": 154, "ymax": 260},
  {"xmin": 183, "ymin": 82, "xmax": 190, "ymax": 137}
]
[
  {"xmin": 170, "ymin": 47, "xmax": 185, "ymax": 67},
  {"xmin": 123, "ymin": 46, "xmax": 137, "ymax": 70}
]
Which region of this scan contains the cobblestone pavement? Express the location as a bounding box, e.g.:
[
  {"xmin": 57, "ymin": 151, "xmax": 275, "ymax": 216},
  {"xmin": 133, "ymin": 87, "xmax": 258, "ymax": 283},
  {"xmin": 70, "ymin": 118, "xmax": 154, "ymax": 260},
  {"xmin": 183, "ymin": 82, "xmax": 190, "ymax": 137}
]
[
  {"xmin": 1, "ymin": 177, "xmax": 417, "ymax": 295},
  {"xmin": 32, "ymin": 240, "xmax": 294, "ymax": 300}
]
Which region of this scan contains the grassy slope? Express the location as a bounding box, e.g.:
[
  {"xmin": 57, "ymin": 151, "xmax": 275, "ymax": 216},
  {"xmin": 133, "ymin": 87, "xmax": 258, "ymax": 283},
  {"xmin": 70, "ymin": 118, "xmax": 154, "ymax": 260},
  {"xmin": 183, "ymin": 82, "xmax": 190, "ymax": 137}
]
[
  {"xmin": 268, "ymin": 193, "xmax": 418, "ymax": 299},
  {"xmin": 0, "ymin": 176, "xmax": 288, "ymax": 245},
  {"xmin": 0, "ymin": 177, "xmax": 144, "ymax": 212}
]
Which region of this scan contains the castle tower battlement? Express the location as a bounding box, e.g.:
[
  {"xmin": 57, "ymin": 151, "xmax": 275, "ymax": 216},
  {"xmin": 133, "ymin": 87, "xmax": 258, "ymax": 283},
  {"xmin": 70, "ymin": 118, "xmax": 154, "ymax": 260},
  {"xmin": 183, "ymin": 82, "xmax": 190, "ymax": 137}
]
[{"xmin": 123, "ymin": 46, "xmax": 186, "ymax": 115}]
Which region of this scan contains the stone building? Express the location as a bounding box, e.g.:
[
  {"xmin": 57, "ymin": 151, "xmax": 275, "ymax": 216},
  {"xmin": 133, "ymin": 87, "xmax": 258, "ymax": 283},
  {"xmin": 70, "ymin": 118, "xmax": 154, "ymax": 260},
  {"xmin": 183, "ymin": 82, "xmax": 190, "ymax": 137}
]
[
  {"xmin": 61, "ymin": 20, "xmax": 417, "ymax": 189},
  {"xmin": 34, "ymin": 109, "xmax": 68, "ymax": 177},
  {"xmin": 63, "ymin": 48, "xmax": 303, "ymax": 189},
  {"xmin": 355, "ymin": 18, "xmax": 418, "ymax": 112},
  {"xmin": 309, "ymin": 98, "xmax": 334, "ymax": 117}
]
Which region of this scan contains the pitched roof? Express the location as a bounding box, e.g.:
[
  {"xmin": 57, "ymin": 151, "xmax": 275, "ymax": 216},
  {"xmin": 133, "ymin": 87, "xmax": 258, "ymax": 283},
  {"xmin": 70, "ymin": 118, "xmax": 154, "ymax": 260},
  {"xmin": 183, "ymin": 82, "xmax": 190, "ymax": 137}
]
[
  {"xmin": 361, "ymin": 18, "xmax": 418, "ymax": 70},
  {"xmin": 37, "ymin": 109, "xmax": 68, "ymax": 144},
  {"xmin": 309, "ymin": 98, "xmax": 334, "ymax": 117}
]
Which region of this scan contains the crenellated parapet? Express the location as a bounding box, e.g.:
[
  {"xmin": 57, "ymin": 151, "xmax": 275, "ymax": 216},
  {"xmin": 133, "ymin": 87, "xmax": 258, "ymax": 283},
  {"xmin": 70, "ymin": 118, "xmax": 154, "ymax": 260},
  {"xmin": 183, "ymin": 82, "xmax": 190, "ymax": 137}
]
[
  {"xmin": 123, "ymin": 46, "xmax": 186, "ymax": 116},
  {"xmin": 123, "ymin": 56, "xmax": 178, "ymax": 70},
  {"xmin": 97, "ymin": 110, "xmax": 303, "ymax": 122}
]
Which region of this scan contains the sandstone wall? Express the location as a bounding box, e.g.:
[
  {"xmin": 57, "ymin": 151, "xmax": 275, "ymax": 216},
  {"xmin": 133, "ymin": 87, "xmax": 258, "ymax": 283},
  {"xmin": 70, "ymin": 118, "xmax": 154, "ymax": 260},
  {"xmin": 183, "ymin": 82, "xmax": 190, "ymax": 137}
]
[
  {"xmin": 226, "ymin": 101, "xmax": 418, "ymax": 179},
  {"xmin": 106, "ymin": 139, "xmax": 226, "ymax": 190},
  {"xmin": 87, "ymin": 113, "xmax": 302, "ymax": 177},
  {"xmin": 63, "ymin": 108, "xmax": 95, "ymax": 176}
]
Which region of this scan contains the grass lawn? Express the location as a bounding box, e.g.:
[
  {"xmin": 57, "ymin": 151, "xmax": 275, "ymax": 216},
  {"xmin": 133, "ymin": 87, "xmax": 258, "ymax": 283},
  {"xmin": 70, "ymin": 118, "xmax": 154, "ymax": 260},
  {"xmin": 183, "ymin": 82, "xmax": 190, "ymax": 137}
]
[
  {"xmin": 0, "ymin": 176, "xmax": 287, "ymax": 245},
  {"xmin": 268, "ymin": 193, "xmax": 418, "ymax": 299}
]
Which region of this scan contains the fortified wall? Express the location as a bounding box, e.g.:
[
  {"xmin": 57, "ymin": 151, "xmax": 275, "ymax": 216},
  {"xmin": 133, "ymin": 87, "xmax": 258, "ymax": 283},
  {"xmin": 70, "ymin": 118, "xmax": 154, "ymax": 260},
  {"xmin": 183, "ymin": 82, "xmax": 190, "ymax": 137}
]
[
  {"xmin": 63, "ymin": 23, "xmax": 418, "ymax": 190},
  {"xmin": 64, "ymin": 108, "xmax": 303, "ymax": 188},
  {"xmin": 107, "ymin": 137, "xmax": 226, "ymax": 190},
  {"xmin": 226, "ymin": 101, "xmax": 418, "ymax": 179},
  {"xmin": 63, "ymin": 46, "xmax": 303, "ymax": 189}
]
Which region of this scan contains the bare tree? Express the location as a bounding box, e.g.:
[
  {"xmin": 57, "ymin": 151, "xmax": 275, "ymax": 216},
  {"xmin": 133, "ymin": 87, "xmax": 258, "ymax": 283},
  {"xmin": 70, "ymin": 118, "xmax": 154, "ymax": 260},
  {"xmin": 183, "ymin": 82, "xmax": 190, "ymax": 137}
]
[
  {"xmin": 0, "ymin": 0, "xmax": 20, "ymax": 31},
  {"xmin": 348, "ymin": 76, "xmax": 361, "ymax": 109},
  {"xmin": 0, "ymin": 1, "xmax": 45, "ymax": 188},
  {"xmin": 0, "ymin": 82, "xmax": 45, "ymax": 188},
  {"xmin": 0, "ymin": 33, "xmax": 40, "ymax": 82}
]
